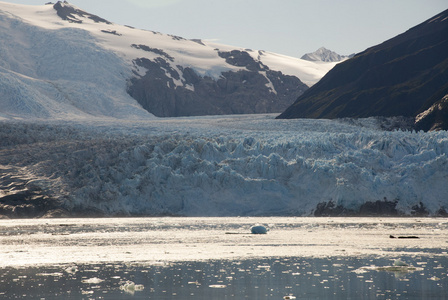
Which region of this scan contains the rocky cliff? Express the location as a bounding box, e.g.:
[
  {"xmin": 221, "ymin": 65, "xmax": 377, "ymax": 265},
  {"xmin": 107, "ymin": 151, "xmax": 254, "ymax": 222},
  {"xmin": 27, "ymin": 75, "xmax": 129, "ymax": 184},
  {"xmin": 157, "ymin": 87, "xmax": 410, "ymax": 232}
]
[{"xmin": 128, "ymin": 50, "xmax": 308, "ymax": 117}]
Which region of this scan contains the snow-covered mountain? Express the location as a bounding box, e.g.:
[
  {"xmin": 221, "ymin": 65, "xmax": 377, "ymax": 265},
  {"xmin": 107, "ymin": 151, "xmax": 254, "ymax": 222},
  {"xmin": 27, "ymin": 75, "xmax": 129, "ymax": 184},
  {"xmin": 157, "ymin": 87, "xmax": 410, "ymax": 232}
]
[
  {"xmin": 0, "ymin": 1, "xmax": 337, "ymax": 119},
  {"xmin": 301, "ymin": 47, "xmax": 353, "ymax": 63}
]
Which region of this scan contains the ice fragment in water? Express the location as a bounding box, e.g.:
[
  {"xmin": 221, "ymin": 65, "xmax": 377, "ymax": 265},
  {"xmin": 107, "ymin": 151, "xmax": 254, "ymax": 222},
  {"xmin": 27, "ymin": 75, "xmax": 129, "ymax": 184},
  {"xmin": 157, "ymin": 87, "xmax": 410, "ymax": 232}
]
[
  {"xmin": 393, "ymin": 259, "xmax": 409, "ymax": 267},
  {"xmin": 65, "ymin": 266, "xmax": 78, "ymax": 274},
  {"xmin": 120, "ymin": 281, "xmax": 144, "ymax": 294},
  {"xmin": 209, "ymin": 284, "xmax": 226, "ymax": 288},
  {"xmin": 82, "ymin": 277, "xmax": 104, "ymax": 284},
  {"xmin": 251, "ymin": 225, "xmax": 267, "ymax": 234}
]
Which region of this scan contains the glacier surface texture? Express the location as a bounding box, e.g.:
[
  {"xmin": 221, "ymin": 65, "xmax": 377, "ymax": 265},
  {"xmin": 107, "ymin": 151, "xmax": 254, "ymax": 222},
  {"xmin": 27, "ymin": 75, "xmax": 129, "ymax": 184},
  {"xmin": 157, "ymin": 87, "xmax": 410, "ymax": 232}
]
[{"xmin": 1, "ymin": 115, "xmax": 447, "ymax": 217}]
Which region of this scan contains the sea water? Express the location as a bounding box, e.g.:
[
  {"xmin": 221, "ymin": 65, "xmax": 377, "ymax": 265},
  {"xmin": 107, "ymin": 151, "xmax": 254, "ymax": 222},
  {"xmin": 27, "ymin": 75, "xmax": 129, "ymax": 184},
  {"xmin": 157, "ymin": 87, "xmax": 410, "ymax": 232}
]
[
  {"xmin": 0, "ymin": 217, "xmax": 447, "ymax": 299},
  {"xmin": 1, "ymin": 256, "xmax": 447, "ymax": 299}
]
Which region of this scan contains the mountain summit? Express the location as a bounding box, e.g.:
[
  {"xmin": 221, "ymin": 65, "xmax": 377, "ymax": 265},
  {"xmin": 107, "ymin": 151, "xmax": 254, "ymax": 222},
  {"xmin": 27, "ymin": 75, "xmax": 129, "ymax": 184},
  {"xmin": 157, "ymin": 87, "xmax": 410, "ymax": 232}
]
[
  {"xmin": 278, "ymin": 9, "xmax": 448, "ymax": 131},
  {"xmin": 301, "ymin": 47, "xmax": 353, "ymax": 62}
]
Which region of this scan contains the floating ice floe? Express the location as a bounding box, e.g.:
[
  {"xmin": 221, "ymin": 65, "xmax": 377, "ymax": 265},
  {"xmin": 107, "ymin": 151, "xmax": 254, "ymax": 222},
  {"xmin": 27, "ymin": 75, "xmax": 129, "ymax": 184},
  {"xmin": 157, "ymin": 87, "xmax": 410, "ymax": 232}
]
[
  {"xmin": 393, "ymin": 259, "xmax": 409, "ymax": 267},
  {"xmin": 82, "ymin": 277, "xmax": 104, "ymax": 284},
  {"xmin": 209, "ymin": 284, "xmax": 227, "ymax": 288},
  {"xmin": 120, "ymin": 280, "xmax": 145, "ymax": 295},
  {"xmin": 358, "ymin": 259, "xmax": 423, "ymax": 275},
  {"xmin": 251, "ymin": 225, "xmax": 268, "ymax": 234},
  {"xmin": 65, "ymin": 266, "xmax": 78, "ymax": 274}
]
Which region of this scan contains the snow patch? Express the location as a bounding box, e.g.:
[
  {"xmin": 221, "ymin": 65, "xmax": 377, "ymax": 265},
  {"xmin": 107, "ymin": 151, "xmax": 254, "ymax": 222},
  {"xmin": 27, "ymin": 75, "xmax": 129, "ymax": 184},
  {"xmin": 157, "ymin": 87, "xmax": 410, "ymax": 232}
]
[{"xmin": 260, "ymin": 71, "xmax": 277, "ymax": 94}]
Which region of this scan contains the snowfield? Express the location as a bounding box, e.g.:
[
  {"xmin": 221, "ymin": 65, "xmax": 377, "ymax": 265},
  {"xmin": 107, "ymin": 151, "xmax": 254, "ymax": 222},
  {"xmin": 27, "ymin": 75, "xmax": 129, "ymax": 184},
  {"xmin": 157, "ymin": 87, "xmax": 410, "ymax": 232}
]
[
  {"xmin": 0, "ymin": 2, "xmax": 151, "ymax": 120},
  {"xmin": 1, "ymin": 114, "xmax": 447, "ymax": 216},
  {"xmin": 0, "ymin": 1, "xmax": 336, "ymax": 120}
]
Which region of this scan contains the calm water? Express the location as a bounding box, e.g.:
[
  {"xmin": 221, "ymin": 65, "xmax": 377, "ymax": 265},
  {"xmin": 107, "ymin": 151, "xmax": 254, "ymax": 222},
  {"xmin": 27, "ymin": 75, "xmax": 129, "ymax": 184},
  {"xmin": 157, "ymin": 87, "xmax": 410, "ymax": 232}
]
[{"xmin": 1, "ymin": 256, "xmax": 446, "ymax": 299}]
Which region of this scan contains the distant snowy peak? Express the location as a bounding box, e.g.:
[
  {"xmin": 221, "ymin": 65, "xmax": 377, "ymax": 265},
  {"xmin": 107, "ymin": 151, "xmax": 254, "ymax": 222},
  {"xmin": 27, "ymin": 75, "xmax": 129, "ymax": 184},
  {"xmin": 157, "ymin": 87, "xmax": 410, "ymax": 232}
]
[{"xmin": 301, "ymin": 47, "xmax": 353, "ymax": 62}]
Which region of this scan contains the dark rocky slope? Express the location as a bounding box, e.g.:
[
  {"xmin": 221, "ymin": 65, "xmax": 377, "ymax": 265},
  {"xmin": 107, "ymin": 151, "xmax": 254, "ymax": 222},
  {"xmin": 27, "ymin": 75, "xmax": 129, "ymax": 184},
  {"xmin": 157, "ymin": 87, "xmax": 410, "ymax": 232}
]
[
  {"xmin": 277, "ymin": 9, "xmax": 448, "ymax": 131},
  {"xmin": 415, "ymin": 94, "xmax": 448, "ymax": 131},
  {"xmin": 128, "ymin": 50, "xmax": 308, "ymax": 117},
  {"xmin": 53, "ymin": 1, "xmax": 111, "ymax": 24},
  {"xmin": 0, "ymin": 166, "xmax": 65, "ymax": 218}
]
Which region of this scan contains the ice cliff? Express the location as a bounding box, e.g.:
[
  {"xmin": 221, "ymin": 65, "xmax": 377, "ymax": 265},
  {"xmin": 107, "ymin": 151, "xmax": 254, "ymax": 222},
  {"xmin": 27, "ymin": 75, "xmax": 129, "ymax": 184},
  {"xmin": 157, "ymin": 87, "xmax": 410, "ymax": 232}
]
[{"xmin": 1, "ymin": 115, "xmax": 447, "ymax": 217}]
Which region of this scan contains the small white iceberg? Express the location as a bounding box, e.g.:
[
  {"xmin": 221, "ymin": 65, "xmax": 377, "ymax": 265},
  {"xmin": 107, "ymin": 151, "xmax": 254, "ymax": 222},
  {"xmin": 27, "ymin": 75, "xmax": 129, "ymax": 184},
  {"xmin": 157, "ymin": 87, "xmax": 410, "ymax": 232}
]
[{"xmin": 251, "ymin": 225, "xmax": 268, "ymax": 234}]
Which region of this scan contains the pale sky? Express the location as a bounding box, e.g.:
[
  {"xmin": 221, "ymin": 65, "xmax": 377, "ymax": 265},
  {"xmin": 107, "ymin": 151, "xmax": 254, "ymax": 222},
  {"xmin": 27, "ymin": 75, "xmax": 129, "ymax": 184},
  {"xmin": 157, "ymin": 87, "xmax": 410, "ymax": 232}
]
[{"xmin": 5, "ymin": 0, "xmax": 448, "ymax": 57}]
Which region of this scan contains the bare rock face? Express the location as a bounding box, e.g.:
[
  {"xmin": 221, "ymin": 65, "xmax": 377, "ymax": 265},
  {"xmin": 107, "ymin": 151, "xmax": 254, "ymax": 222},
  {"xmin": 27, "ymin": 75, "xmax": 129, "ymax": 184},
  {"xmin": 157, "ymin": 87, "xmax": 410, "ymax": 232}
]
[
  {"xmin": 53, "ymin": 1, "xmax": 111, "ymax": 24},
  {"xmin": 127, "ymin": 50, "xmax": 308, "ymax": 117},
  {"xmin": 313, "ymin": 199, "xmax": 436, "ymax": 217},
  {"xmin": 0, "ymin": 167, "xmax": 65, "ymax": 218},
  {"xmin": 313, "ymin": 199, "xmax": 400, "ymax": 216},
  {"xmin": 415, "ymin": 94, "xmax": 448, "ymax": 131}
]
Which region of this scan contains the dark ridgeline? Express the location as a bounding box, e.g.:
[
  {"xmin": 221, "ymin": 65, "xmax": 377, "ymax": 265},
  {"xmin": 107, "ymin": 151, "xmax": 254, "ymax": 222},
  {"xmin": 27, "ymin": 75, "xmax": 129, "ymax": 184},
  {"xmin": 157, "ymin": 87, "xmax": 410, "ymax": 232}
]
[{"xmin": 277, "ymin": 9, "xmax": 448, "ymax": 131}]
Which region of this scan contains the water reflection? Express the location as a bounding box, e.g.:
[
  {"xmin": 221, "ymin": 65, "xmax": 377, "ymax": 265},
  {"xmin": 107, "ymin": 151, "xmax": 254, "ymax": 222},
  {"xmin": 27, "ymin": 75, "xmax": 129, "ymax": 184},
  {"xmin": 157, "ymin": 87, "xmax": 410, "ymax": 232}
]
[{"xmin": 0, "ymin": 256, "xmax": 446, "ymax": 299}]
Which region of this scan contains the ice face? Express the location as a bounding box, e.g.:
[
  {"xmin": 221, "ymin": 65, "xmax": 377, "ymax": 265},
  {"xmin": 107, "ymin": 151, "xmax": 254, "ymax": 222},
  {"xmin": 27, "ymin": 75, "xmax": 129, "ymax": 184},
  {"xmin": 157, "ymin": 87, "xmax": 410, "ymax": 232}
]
[{"xmin": 1, "ymin": 115, "xmax": 447, "ymax": 217}]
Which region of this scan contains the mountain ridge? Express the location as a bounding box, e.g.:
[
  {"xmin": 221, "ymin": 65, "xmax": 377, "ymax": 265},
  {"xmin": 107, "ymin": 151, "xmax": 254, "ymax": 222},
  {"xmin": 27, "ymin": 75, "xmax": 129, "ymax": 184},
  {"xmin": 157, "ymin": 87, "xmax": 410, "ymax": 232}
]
[
  {"xmin": 277, "ymin": 9, "xmax": 448, "ymax": 131},
  {"xmin": 0, "ymin": 1, "xmax": 336, "ymax": 119}
]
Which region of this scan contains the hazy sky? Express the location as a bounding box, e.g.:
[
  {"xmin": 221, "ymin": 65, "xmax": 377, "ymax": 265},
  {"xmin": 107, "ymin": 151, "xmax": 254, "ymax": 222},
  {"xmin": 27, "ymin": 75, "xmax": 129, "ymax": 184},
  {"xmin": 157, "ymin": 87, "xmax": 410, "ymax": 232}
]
[{"xmin": 6, "ymin": 0, "xmax": 448, "ymax": 57}]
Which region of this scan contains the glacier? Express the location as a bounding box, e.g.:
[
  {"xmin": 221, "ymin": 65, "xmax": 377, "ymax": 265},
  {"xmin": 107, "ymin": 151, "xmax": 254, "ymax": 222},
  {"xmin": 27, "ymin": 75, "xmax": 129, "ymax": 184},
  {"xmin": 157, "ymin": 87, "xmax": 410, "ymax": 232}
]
[{"xmin": 1, "ymin": 114, "xmax": 447, "ymax": 217}]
